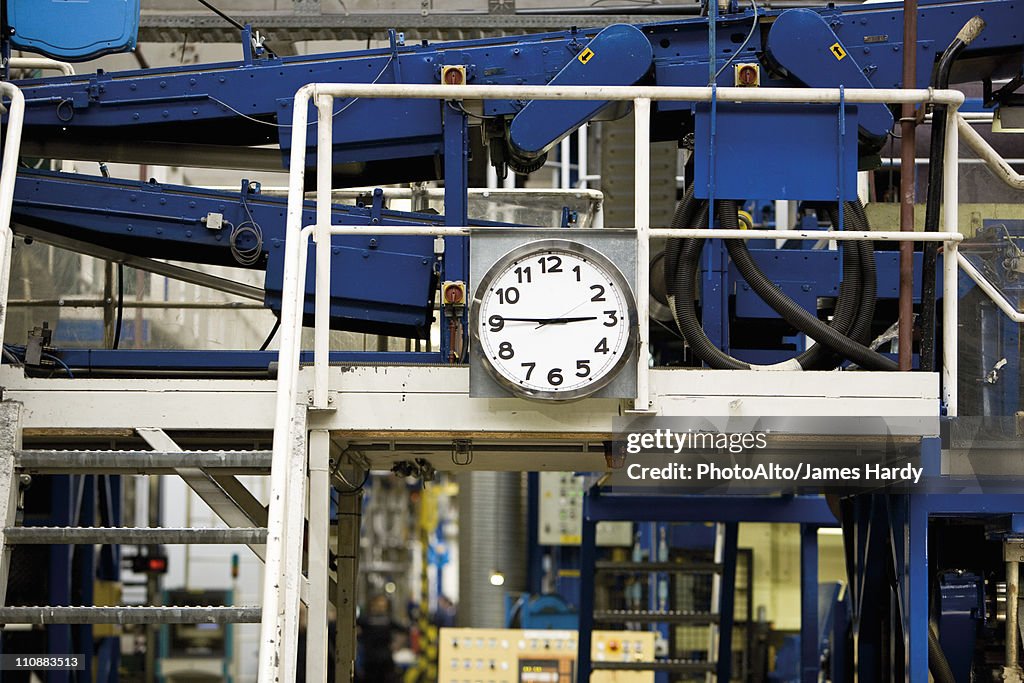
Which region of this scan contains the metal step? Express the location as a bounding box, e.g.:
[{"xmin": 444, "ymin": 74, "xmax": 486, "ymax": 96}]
[
  {"xmin": 4, "ymin": 527, "xmax": 267, "ymax": 544},
  {"xmin": 594, "ymin": 560, "xmax": 721, "ymax": 574},
  {"xmin": 592, "ymin": 660, "xmax": 716, "ymax": 673},
  {"xmin": 14, "ymin": 449, "xmax": 272, "ymax": 474},
  {"xmin": 592, "ymin": 609, "xmax": 720, "ymax": 625},
  {"xmin": 0, "ymin": 606, "xmax": 261, "ymax": 624}
]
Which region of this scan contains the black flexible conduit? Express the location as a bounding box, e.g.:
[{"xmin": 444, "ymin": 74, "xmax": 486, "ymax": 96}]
[
  {"xmin": 664, "ymin": 188, "xmax": 897, "ymax": 370},
  {"xmin": 920, "ymin": 16, "xmax": 986, "ymax": 373},
  {"xmin": 928, "ymin": 623, "xmax": 958, "ymax": 682}
]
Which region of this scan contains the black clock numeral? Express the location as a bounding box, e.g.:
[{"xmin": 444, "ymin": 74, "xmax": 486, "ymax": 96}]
[
  {"xmin": 487, "ymin": 315, "xmax": 504, "ymax": 332},
  {"xmin": 514, "ymin": 266, "xmax": 532, "ymax": 284},
  {"xmin": 495, "ymin": 287, "xmax": 520, "ymax": 305},
  {"xmin": 590, "ymin": 284, "xmax": 606, "ymax": 302},
  {"xmin": 547, "ymin": 368, "xmax": 564, "ymax": 386},
  {"xmin": 602, "ymin": 310, "xmax": 618, "ymax": 327},
  {"xmin": 595, "ymin": 338, "xmax": 610, "ymax": 354},
  {"xmin": 576, "ymin": 360, "xmax": 591, "ymax": 378},
  {"xmin": 538, "ymin": 255, "xmax": 563, "ymax": 273},
  {"xmin": 572, "ymin": 264, "xmax": 582, "ymax": 282},
  {"xmin": 521, "ymin": 362, "xmax": 536, "ymax": 381},
  {"xmin": 498, "ymin": 342, "xmax": 515, "ymax": 360}
]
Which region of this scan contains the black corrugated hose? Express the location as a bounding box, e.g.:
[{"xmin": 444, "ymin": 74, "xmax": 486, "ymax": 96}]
[
  {"xmin": 664, "ymin": 189, "xmax": 897, "ymax": 370},
  {"xmin": 920, "ymin": 16, "xmax": 986, "ymax": 373},
  {"xmin": 929, "ymin": 623, "xmax": 957, "ymax": 683}
]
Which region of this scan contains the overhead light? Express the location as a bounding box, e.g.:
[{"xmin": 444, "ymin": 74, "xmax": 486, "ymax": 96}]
[
  {"xmin": 489, "ymin": 570, "xmax": 505, "ymax": 586},
  {"xmin": 817, "ymin": 527, "xmax": 843, "ymax": 536}
]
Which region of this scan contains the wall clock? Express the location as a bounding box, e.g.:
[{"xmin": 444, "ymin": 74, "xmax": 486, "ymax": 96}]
[{"xmin": 470, "ymin": 239, "xmax": 638, "ymax": 401}]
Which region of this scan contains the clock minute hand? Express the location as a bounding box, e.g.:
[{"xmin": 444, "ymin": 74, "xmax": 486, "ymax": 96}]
[
  {"xmin": 535, "ymin": 316, "xmax": 598, "ymax": 328},
  {"xmin": 501, "ymin": 316, "xmax": 597, "ymax": 324}
]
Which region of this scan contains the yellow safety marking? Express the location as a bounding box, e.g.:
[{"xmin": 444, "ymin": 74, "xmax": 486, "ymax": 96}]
[
  {"xmin": 578, "ymin": 47, "xmax": 595, "ymax": 65},
  {"xmin": 829, "ymin": 42, "xmax": 847, "ymax": 61}
]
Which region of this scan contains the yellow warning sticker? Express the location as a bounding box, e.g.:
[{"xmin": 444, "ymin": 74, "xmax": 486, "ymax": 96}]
[
  {"xmin": 829, "ymin": 42, "xmax": 847, "ymax": 61},
  {"xmin": 578, "ymin": 47, "xmax": 595, "ymax": 65}
]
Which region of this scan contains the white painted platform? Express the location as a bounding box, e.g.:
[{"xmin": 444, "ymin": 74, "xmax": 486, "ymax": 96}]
[{"xmin": 0, "ymin": 365, "xmax": 939, "ymax": 470}]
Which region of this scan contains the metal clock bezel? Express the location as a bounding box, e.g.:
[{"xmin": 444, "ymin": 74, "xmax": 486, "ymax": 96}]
[{"xmin": 469, "ymin": 238, "xmax": 639, "ymax": 402}]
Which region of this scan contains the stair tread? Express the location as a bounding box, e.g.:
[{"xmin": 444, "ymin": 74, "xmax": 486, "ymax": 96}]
[
  {"xmin": 592, "ymin": 609, "xmax": 719, "ymax": 624},
  {"xmin": 592, "ymin": 660, "xmax": 715, "ymax": 671},
  {"xmin": 0, "ymin": 606, "xmax": 261, "ymax": 624},
  {"xmin": 4, "ymin": 526, "xmax": 267, "ymax": 544},
  {"xmin": 14, "ymin": 449, "xmax": 273, "ymax": 473}
]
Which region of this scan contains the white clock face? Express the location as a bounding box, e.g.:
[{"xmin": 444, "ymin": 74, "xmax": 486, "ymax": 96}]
[{"xmin": 471, "ymin": 240, "xmax": 637, "ymax": 401}]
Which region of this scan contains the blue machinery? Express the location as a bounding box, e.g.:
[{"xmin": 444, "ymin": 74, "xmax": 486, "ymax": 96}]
[{"xmin": 1, "ymin": 0, "xmax": 1024, "ymax": 681}]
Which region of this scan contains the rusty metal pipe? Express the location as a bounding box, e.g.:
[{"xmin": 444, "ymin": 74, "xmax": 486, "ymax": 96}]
[{"xmin": 898, "ymin": 0, "xmax": 918, "ymax": 371}]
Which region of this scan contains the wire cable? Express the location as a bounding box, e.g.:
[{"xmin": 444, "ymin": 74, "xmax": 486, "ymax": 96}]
[
  {"xmin": 332, "ymin": 447, "xmax": 370, "ymax": 494},
  {"xmin": 206, "ymin": 55, "xmax": 394, "ymax": 129},
  {"xmin": 710, "ymin": 0, "xmax": 760, "ymax": 85},
  {"xmin": 42, "ymin": 352, "xmax": 74, "ymax": 379},
  {"xmin": 447, "ymin": 100, "xmax": 498, "ymax": 120},
  {"xmin": 195, "ymin": 0, "xmax": 245, "ymax": 31},
  {"xmin": 259, "ymin": 318, "xmax": 281, "ymax": 351},
  {"xmin": 229, "ymin": 195, "xmax": 264, "ymax": 266},
  {"xmin": 112, "ymin": 263, "xmax": 124, "ymax": 349},
  {"xmin": 2, "ymin": 345, "xmax": 23, "ymax": 367}
]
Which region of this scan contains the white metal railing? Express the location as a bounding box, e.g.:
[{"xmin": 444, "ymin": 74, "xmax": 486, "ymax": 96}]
[
  {"xmin": 7, "ymin": 58, "xmax": 75, "ymax": 77},
  {"xmin": 954, "ymin": 113, "xmax": 1024, "ymax": 322},
  {"xmin": 259, "ymin": 82, "xmax": 968, "ymax": 683},
  {"xmin": 0, "ymin": 83, "xmax": 26, "ymax": 356}
]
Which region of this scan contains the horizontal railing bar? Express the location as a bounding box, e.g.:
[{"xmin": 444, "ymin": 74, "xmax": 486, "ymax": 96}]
[
  {"xmin": 310, "ymin": 83, "xmax": 965, "ymax": 107},
  {"xmin": 648, "ymin": 229, "xmax": 963, "ymax": 242},
  {"xmin": 309, "ymin": 225, "xmax": 962, "ymax": 242},
  {"xmin": 312, "ymin": 225, "xmax": 470, "ymax": 237}
]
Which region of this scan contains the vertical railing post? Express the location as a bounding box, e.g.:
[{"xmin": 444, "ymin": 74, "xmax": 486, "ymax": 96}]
[
  {"xmin": 942, "ymin": 105, "xmax": 959, "ymax": 416},
  {"xmin": 578, "ymin": 123, "xmax": 589, "ymax": 189},
  {"xmin": 0, "ymin": 83, "xmax": 26, "ymax": 355},
  {"xmin": 633, "ymin": 97, "xmax": 651, "ymax": 411},
  {"xmin": 301, "ymin": 92, "xmax": 336, "ymax": 683},
  {"xmin": 314, "ymin": 95, "xmax": 333, "ymax": 408},
  {"xmin": 258, "ymin": 83, "xmax": 315, "ymax": 683}
]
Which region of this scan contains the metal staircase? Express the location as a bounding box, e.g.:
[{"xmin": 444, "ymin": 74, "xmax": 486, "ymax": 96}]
[{"xmin": 0, "ymin": 415, "xmax": 273, "ymax": 628}]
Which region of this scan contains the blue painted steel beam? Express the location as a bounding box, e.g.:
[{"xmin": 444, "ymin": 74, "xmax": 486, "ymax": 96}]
[
  {"xmin": 586, "ymin": 494, "xmax": 839, "ymax": 525},
  {"xmin": 2, "ymin": 350, "xmax": 444, "ymax": 373},
  {"xmin": 11, "ymin": 170, "xmax": 493, "ymax": 336}
]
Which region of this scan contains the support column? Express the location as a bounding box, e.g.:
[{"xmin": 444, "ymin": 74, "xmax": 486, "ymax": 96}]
[
  {"xmin": 801, "ymin": 524, "xmax": 820, "ymax": 683},
  {"xmin": 1006, "ymin": 551, "xmax": 1022, "ymax": 682},
  {"xmin": 442, "ymin": 103, "xmax": 468, "ymax": 364},
  {"xmin": 576, "ymin": 494, "xmax": 597, "ymax": 683},
  {"xmin": 443, "ymin": 104, "xmax": 469, "ymax": 228},
  {"xmin": 908, "ymin": 496, "xmax": 929, "ymax": 682},
  {"xmin": 335, "ymin": 489, "xmax": 362, "ymax": 682},
  {"xmin": 717, "ymin": 522, "xmax": 738, "ymax": 682},
  {"xmin": 306, "ymin": 430, "xmax": 332, "ymax": 683}
]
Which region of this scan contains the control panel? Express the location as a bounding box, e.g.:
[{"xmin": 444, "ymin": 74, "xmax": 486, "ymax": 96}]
[
  {"xmin": 538, "ymin": 472, "xmax": 632, "ymax": 546},
  {"xmin": 438, "ymin": 628, "xmax": 655, "ymax": 683}
]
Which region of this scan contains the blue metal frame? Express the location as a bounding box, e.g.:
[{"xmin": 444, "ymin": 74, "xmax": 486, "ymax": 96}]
[
  {"xmin": 577, "ymin": 491, "xmax": 837, "ymax": 683},
  {"xmin": 10, "ymin": 1, "xmax": 1023, "ymax": 165}
]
